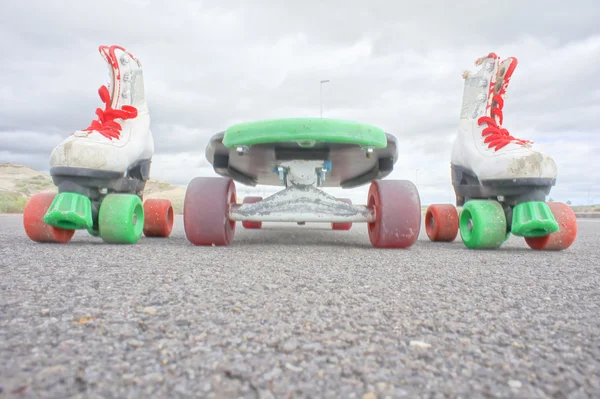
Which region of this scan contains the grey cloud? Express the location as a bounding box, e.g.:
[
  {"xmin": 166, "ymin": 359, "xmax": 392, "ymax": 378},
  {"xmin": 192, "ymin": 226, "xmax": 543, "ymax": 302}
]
[
  {"xmin": 0, "ymin": 131, "xmax": 64, "ymax": 155},
  {"xmin": 0, "ymin": 0, "xmax": 598, "ymax": 204}
]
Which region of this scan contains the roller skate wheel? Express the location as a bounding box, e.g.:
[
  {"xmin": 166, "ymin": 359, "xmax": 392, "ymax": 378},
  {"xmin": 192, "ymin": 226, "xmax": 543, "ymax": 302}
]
[
  {"xmin": 425, "ymin": 204, "xmax": 459, "ymax": 242},
  {"xmin": 98, "ymin": 194, "xmax": 145, "ymax": 244},
  {"xmin": 23, "ymin": 192, "xmax": 75, "ymax": 243},
  {"xmin": 524, "ymin": 202, "xmax": 577, "ymax": 251},
  {"xmin": 459, "ymin": 200, "xmax": 507, "ymax": 249},
  {"xmin": 143, "ymin": 199, "xmax": 174, "ymax": 237}
]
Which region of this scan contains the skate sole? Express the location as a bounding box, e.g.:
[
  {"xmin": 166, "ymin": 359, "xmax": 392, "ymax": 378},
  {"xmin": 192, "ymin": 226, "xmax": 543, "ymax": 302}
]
[
  {"xmin": 49, "ymin": 159, "xmax": 152, "ymax": 198},
  {"xmin": 451, "ymin": 164, "xmax": 555, "ymax": 206}
]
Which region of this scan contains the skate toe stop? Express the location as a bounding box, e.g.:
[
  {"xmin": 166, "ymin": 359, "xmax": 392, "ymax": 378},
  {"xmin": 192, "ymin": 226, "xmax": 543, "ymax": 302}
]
[
  {"xmin": 511, "ymin": 201, "xmax": 559, "ymax": 237},
  {"xmin": 43, "ymin": 192, "xmax": 93, "ymax": 230}
]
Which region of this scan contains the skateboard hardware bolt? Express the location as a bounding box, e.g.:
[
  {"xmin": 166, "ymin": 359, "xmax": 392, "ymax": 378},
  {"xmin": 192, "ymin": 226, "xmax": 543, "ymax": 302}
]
[
  {"xmin": 277, "ymin": 166, "xmax": 287, "ymax": 183},
  {"xmin": 315, "ymin": 168, "xmax": 327, "ymax": 186},
  {"xmin": 236, "ymin": 146, "xmax": 248, "ymax": 155},
  {"xmin": 363, "ymin": 147, "xmax": 374, "ymax": 158},
  {"xmin": 497, "ymin": 195, "xmax": 505, "ymax": 201},
  {"xmin": 319, "ymin": 168, "xmax": 327, "ymax": 181},
  {"xmin": 99, "ymin": 188, "xmax": 108, "ymax": 194}
]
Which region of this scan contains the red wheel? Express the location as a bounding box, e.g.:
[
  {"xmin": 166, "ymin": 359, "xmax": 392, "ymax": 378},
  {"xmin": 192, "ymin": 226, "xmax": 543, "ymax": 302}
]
[
  {"xmin": 143, "ymin": 199, "xmax": 174, "ymax": 238},
  {"xmin": 23, "ymin": 192, "xmax": 75, "ymax": 243},
  {"xmin": 524, "ymin": 202, "xmax": 577, "ymax": 250},
  {"xmin": 367, "ymin": 180, "xmax": 421, "ymax": 248},
  {"xmin": 241, "ymin": 196, "xmax": 263, "ymax": 229},
  {"xmin": 332, "ymin": 198, "xmax": 352, "ymax": 231},
  {"xmin": 425, "ymin": 204, "xmax": 459, "ymax": 242},
  {"xmin": 183, "ymin": 177, "xmax": 236, "ymax": 246}
]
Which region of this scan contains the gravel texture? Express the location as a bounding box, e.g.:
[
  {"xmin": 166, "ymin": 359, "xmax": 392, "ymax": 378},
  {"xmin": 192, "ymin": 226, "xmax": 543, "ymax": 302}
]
[{"xmin": 1, "ymin": 214, "xmax": 599, "ymax": 398}]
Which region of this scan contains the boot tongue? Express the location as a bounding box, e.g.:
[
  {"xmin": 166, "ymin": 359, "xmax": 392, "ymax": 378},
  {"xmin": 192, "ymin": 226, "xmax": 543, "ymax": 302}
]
[
  {"xmin": 492, "ymin": 57, "xmax": 518, "ymax": 125},
  {"xmin": 475, "ymin": 54, "xmax": 499, "ymax": 119},
  {"xmin": 98, "ymin": 45, "xmax": 121, "ymax": 109}
]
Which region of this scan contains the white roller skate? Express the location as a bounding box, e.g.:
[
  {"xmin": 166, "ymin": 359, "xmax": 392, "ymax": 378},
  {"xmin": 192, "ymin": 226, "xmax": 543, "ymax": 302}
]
[
  {"xmin": 424, "ymin": 53, "xmax": 577, "ymax": 250},
  {"xmin": 50, "ymin": 44, "xmax": 153, "ymax": 175},
  {"xmin": 23, "ymin": 45, "xmax": 174, "ymax": 245},
  {"xmin": 451, "ymin": 52, "xmax": 557, "ymax": 184}
]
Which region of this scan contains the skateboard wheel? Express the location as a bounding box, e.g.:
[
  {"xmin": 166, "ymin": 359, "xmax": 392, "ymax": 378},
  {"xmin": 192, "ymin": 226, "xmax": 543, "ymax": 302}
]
[
  {"xmin": 184, "ymin": 177, "xmax": 236, "ymax": 246},
  {"xmin": 459, "ymin": 200, "xmax": 507, "ymax": 249},
  {"xmin": 241, "ymin": 196, "xmax": 263, "ymax": 229},
  {"xmin": 524, "ymin": 202, "xmax": 577, "ymax": 250},
  {"xmin": 367, "ymin": 180, "xmax": 421, "ymax": 248},
  {"xmin": 425, "ymin": 204, "xmax": 459, "ymax": 242},
  {"xmin": 98, "ymin": 194, "xmax": 145, "ymax": 244},
  {"xmin": 23, "ymin": 192, "xmax": 76, "ymax": 243},
  {"xmin": 143, "ymin": 199, "xmax": 174, "ymax": 238},
  {"xmin": 332, "ymin": 198, "xmax": 352, "ymax": 231}
]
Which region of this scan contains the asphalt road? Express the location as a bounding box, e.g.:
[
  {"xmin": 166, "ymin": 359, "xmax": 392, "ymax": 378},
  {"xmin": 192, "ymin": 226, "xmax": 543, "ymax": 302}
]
[{"xmin": 1, "ymin": 214, "xmax": 599, "ymax": 398}]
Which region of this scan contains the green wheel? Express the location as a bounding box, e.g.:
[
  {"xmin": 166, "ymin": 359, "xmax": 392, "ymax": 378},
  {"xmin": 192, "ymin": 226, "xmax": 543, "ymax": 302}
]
[
  {"xmin": 459, "ymin": 200, "xmax": 507, "ymax": 249},
  {"xmin": 98, "ymin": 194, "xmax": 145, "ymax": 244}
]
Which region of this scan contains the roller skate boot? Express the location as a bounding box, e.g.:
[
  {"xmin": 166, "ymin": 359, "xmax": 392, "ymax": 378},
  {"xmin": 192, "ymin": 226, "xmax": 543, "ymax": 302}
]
[
  {"xmin": 23, "ymin": 45, "xmax": 174, "ymax": 244},
  {"xmin": 425, "ymin": 53, "xmax": 577, "ymax": 250}
]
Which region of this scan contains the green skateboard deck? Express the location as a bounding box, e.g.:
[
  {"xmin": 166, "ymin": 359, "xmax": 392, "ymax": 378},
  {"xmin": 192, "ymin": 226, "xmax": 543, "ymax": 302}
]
[{"xmin": 205, "ymin": 118, "xmax": 398, "ymax": 188}]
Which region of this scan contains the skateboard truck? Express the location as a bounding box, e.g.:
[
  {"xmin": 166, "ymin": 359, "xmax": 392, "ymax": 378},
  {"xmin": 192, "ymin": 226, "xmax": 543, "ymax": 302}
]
[
  {"xmin": 229, "ymin": 184, "xmax": 375, "ymax": 223},
  {"xmin": 234, "ymin": 159, "xmax": 370, "ymax": 223}
]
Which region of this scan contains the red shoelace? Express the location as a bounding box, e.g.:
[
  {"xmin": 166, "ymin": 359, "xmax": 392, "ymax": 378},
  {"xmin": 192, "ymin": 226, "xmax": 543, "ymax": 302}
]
[
  {"xmin": 478, "ymin": 93, "xmax": 531, "ymax": 151},
  {"xmin": 82, "ymin": 85, "xmax": 138, "ymax": 140}
]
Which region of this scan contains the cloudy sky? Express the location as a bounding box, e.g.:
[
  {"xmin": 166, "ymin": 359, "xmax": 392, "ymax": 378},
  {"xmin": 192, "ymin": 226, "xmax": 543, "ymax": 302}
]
[{"xmin": 1, "ymin": 0, "xmax": 598, "ymax": 205}]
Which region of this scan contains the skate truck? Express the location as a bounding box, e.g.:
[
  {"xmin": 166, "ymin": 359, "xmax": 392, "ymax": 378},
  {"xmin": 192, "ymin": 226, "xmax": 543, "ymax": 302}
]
[
  {"xmin": 22, "ymin": 45, "xmax": 174, "ymax": 244},
  {"xmin": 183, "ymin": 117, "xmax": 422, "ymax": 248},
  {"xmin": 424, "ymin": 53, "xmax": 577, "ymax": 250}
]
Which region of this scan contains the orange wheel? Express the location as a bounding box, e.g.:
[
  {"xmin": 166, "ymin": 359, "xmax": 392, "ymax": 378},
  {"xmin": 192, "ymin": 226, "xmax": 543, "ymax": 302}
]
[
  {"xmin": 524, "ymin": 202, "xmax": 577, "ymax": 250},
  {"xmin": 332, "ymin": 198, "xmax": 352, "ymax": 231},
  {"xmin": 425, "ymin": 204, "xmax": 459, "ymax": 242},
  {"xmin": 23, "ymin": 192, "xmax": 75, "ymax": 243},
  {"xmin": 241, "ymin": 196, "xmax": 263, "ymax": 229},
  {"xmin": 143, "ymin": 199, "xmax": 174, "ymax": 238}
]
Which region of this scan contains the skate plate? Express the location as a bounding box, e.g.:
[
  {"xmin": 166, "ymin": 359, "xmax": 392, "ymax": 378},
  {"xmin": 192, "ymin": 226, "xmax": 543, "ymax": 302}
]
[
  {"xmin": 205, "ymin": 118, "xmax": 398, "ymax": 188},
  {"xmin": 451, "ymin": 164, "xmax": 555, "ymax": 207}
]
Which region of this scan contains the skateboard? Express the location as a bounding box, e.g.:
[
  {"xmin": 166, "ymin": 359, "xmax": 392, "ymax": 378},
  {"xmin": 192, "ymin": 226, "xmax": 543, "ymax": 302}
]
[{"xmin": 183, "ymin": 117, "xmax": 422, "ymax": 248}]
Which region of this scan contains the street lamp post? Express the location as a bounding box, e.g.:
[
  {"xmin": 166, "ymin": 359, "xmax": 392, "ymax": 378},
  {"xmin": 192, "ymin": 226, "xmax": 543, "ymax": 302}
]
[{"xmin": 320, "ymin": 79, "xmax": 330, "ymax": 118}]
